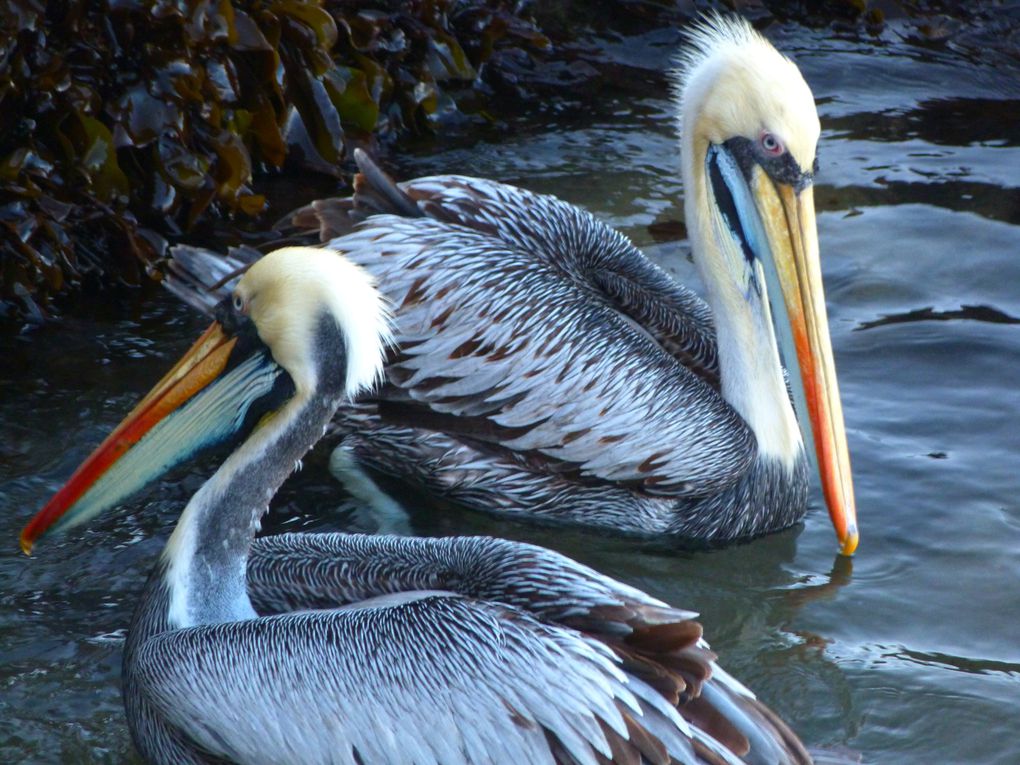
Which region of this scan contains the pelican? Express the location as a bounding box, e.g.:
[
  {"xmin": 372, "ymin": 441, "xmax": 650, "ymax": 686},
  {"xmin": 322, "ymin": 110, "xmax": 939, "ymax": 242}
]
[
  {"xmin": 21, "ymin": 246, "xmax": 815, "ymax": 764},
  {"xmin": 171, "ymin": 16, "xmax": 858, "ymax": 553}
]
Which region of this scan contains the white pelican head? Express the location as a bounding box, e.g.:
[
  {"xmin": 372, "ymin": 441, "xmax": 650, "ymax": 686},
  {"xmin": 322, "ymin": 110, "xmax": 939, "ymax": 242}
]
[
  {"xmin": 234, "ymin": 246, "xmax": 391, "ymax": 398},
  {"xmin": 21, "ymin": 247, "xmax": 392, "ymax": 552},
  {"xmin": 675, "ymin": 16, "xmax": 858, "ymax": 555}
]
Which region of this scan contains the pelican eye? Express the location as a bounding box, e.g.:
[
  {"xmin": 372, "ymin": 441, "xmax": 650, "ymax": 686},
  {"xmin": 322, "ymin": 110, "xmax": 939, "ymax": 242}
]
[
  {"xmin": 233, "ymin": 293, "xmax": 245, "ymax": 313},
  {"xmin": 760, "ymin": 132, "xmax": 784, "ymax": 157}
]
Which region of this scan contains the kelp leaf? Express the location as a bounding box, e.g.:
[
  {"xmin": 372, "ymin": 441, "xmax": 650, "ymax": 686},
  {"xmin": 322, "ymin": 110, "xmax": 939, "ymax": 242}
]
[
  {"xmin": 237, "ymin": 192, "xmax": 266, "ymax": 216},
  {"xmin": 76, "ymin": 115, "xmax": 130, "ymax": 201},
  {"xmin": 212, "ymin": 131, "xmax": 253, "ymax": 201},
  {"xmin": 249, "ymin": 96, "xmax": 286, "ymax": 166},
  {"xmin": 274, "ymin": 1, "xmax": 338, "ymax": 49},
  {"xmin": 158, "ymin": 138, "xmax": 207, "ymax": 191},
  {"xmin": 231, "ymin": 9, "xmax": 273, "ymax": 51},
  {"xmin": 429, "ymin": 33, "xmax": 476, "ymax": 80},
  {"xmin": 323, "ymin": 66, "xmax": 378, "ymax": 133},
  {"xmin": 291, "ymin": 69, "xmax": 344, "ymax": 164},
  {"xmin": 110, "ymin": 86, "xmax": 175, "ymax": 148}
]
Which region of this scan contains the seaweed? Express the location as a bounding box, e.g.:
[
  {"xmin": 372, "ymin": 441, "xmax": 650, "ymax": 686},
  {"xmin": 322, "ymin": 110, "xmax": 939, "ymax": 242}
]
[
  {"xmin": 2, "ymin": 0, "xmax": 1013, "ymax": 322},
  {"xmin": 0, "ymin": 0, "xmax": 550, "ymax": 321}
]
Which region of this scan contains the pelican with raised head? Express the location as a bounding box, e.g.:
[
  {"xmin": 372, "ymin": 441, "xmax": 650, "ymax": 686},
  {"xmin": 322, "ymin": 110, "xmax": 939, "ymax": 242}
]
[
  {"xmin": 169, "ymin": 15, "xmax": 857, "ymax": 553},
  {"xmin": 23, "ymin": 246, "xmax": 817, "ymax": 764}
]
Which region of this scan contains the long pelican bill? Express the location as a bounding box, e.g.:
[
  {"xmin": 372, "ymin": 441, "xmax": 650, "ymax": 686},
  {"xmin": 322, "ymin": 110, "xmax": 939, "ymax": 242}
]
[
  {"xmin": 753, "ymin": 172, "xmax": 859, "ymax": 556},
  {"xmin": 20, "ymin": 319, "xmax": 286, "ymax": 554}
]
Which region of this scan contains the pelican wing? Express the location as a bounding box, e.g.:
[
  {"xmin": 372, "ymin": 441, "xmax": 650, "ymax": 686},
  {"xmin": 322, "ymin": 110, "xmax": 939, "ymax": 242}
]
[
  {"xmin": 243, "ymin": 533, "xmax": 811, "ymax": 765},
  {"xmin": 168, "ymin": 167, "xmax": 754, "ymax": 496},
  {"xmin": 338, "ymin": 213, "xmax": 749, "ymax": 495},
  {"xmin": 291, "ymin": 153, "xmax": 720, "ymax": 389},
  {"xmin": 133, "ymin": 595, "xmax": 707, "ymax": 765},
  {"xmin": 304, "ymin": 160, "xmax": 748, "ymax": 496},
  {"xmin": 247, "ymin": 532, "xmax": 696, "ymax": 624}
]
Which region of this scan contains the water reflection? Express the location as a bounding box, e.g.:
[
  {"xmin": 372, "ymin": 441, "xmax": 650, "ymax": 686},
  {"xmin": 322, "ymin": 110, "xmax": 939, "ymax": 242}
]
[
  {"xmin": 817, "ymin": 179, "xmax": 1020, "ymax": 224},
  {"xmin": 857, "ymin": 304, "xmax": 1020, "ymax": 330},
  {"xmin": 895, "ymin": 647, "xmax": 1020, "ymax": 678},
  {"xmin": 824, "ymin": 98, "xmax": 1020, "ymax": 147}
]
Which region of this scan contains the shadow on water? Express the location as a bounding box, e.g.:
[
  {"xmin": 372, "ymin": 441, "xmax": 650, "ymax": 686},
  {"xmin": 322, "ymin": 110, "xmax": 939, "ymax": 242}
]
[{"xmin": 817, "ymin": 180, "xmax": 1020, "ymax": 225}]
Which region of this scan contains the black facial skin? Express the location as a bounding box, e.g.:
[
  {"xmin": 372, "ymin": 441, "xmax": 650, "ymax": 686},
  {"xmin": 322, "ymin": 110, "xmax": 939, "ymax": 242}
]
[
  {"xmin": 212, "ymin": 295, "xmax": 296, "ymax": 439},
  {"xmin": 706, "ymin": 149, "xmax": 757, "ymax": 267},
  {"xmin": 214, "ymin": 295, "xmax": 255, "ymax": 338},
  {"xmin": 214, "ymin": 296, "xmax": 262, "ymax": 372},
  {"xmin": 705, "ymin": 134, "xmax": 818, "ymax": 279},
  {"xmin": 722, "ymin": 136, "xmax": 816, "ymax": 192}
]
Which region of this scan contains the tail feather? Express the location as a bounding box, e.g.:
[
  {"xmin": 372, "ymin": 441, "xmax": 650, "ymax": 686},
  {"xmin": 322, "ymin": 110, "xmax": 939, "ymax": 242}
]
[
  {"xmin": 695, "ymin": 682, "xmax": 813, "ymax": 765},
  {"xmin": 165, "ymin": 245, "xmax": 258, "ymax": 315},
  {"xmin": 283, "ymin": 197, "xmax": 357, "ymax": 241},
  {"xmin": 353, "ymin": 148, "xmax": 424, "ymax": 219},
  {"xmin": 279, "ymin": 149, "xmax": 424, "ymax": 242}
]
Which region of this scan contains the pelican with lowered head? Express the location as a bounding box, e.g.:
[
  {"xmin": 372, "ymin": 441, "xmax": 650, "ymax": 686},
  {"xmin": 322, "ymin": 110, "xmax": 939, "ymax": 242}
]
[
  {"xmin": 23, "ymin": 246, "xmax": 817, "ymax": 764},
  {"xmin": 173, "ymin": 15, "xmax": 858, "ymax": 553}
]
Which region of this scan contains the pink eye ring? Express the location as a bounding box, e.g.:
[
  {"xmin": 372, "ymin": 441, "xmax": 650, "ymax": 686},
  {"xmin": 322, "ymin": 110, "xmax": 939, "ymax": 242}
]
[{"xmin": 760, "ymin": 132, "xmax": 784, "ymax": 156}]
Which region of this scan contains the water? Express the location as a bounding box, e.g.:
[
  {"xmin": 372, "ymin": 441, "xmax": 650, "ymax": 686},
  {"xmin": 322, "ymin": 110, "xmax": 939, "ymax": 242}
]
[{"xmin": 3, "ymin": 19, "xmax": 1020, "ymax": 764}]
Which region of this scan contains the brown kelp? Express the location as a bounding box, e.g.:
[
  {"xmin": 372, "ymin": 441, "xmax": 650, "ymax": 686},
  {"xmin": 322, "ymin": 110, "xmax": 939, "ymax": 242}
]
[
  {"xmin": 2, "ymin": 0, "xmax": 1011, "ymax": 322},
  {"xmin": 0, "ymin": 0, "xmax": 549, "ymax": 320}
]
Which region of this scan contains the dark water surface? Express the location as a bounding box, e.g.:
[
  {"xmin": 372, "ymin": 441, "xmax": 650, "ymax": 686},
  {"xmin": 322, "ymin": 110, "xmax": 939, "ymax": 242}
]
[{"xmin": 3, "ymin": 20, "xmax": 1019, "ymax": 764}]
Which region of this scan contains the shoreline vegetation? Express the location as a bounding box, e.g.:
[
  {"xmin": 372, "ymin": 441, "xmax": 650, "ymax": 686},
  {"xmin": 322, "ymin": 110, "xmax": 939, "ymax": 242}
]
[{"xmin": 0, "ymin": 0, "xmax": 1011, "ymax": 323}]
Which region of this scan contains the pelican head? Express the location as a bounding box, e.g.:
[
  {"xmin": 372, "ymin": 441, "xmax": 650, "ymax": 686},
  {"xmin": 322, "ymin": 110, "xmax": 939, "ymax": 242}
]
[
  {"xmin": 677, "ymin": 16, "xmax": 858, "ymax": 555},
  {"xmin": 21, "ymin": 247, "xmax": 390, "ymax": 553},
  {"xmin": 234, "ymin": 246, "xmax": 390, "ymax": 399}
]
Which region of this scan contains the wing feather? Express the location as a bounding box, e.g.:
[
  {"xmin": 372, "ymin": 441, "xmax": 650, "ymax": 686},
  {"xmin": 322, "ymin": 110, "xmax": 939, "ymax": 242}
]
[
  {"xmin": 246, "ymin": 533, "xmax": 695, "ymax": 628},
  {"xmin": 243, "ymin": 535, "xmax": 811, "ymax": 763},
  {"xmin": 172, "ymin": 160, "xmax": 753, "ymax": 496},
  {"xmin": 121, "ymin": 534, "xmax": 810, "ymax": 764},
  {"xmin": 329, "ymin": 207, "xmax": 752, "ymax": 495},
  {"xmin": 133, "ymin": 597, "xmax": 691, "ymax": 765}
]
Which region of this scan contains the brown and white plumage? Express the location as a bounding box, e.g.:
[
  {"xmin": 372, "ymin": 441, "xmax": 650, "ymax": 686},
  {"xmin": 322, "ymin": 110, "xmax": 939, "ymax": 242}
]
[{"xmin": 169, "ymin": 15, "xmax": 858, "ymax": 551}]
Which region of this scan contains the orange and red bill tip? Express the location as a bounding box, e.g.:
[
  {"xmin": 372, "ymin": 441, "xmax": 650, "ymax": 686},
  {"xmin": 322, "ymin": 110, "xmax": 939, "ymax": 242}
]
[
  {"xmin": 840, "ymin": 523, "xmax": 859, "ymax": 557},
  {"xmin": 756, "ymin": 174, "xmax": 859, "ymax": 556},
  {"xmin": 20, "ymin": 322, "xmax": 236, "ymax": 555},
  {"xmin": 778, "ymin": 186, "xmax": 859, "ymax": 557},
  {"xmin": 791, "ymin": 328, "xmax": 858, "ymax": 557}
]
